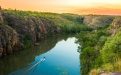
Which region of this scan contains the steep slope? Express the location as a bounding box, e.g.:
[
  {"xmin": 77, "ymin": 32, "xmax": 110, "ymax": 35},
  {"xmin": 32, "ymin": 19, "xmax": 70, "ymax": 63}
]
[
  {"xmin": 83, "ymin": 15, "xmax": 114, "ymax": 28},
  {"xmin": 108, "ymin": 17, "xmax": 121, "ymax": 37},
  {"xmin": 77, "ymin": 16, "xmax": 121, "ymax": 75},
  {"xmin": 0, "ymin": 8, "xmax": 21, "ymax": 56},
  {"xmin": 0, "ymin": 7, "xmax": 119, "ymax": 58},
  {"xmin": 0, "ymin": 7, "xmax": 85, "ymax": 57},
  {"xmin": 0, "ymin": 8, "xmax": 61, "ymax": 57}
]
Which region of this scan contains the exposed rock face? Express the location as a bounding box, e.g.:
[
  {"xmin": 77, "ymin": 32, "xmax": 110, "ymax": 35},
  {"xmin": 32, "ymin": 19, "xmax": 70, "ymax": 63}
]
[
  {"xmin": 0, "ymin": 8, "xmax": 22, "ymax": 57},
  {"xmin": 5, "ymin": 16, "xmax": 61, "ymax": 42},
  {"xmin": 108, "ymin": 17, "xmax": 121, "ymax": 37},
  {"xmin": 100, "ymin": 72, "xmax": 121, "ymax": 75},
  {"xmin": 0, "ymin": 8, "xmax": 61, "ymax": 57},
  {"xmin": 83, "ymin": 15, "xmax": 114, "ymax": 28},
  {"xmin": 0, "ymin": 34, "xmax": 71, "ymax": 75},
  {"xmin": 0, "ymin": 7, "xmax": 118, "ymax": 57},
  {"xmin": 0, "ymin": 22, "xmax": 21, "ymax": 57},
  {"xmin": 0, "ymin": 6, "xmax": 3, "ymax": 24}
]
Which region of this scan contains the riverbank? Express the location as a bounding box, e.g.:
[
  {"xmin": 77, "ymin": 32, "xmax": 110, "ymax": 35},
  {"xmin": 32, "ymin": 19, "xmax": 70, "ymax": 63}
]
[
  {"xmin": 0, "ymin": 6, "xmax": 84, "ymax": 57},
  {"xmin": 0, "ymin": 34, "xmax": 79, "ymax": 75},
  {"xmin": 0, "ymin": 6, "xmax": 116, "ymax": 57}
]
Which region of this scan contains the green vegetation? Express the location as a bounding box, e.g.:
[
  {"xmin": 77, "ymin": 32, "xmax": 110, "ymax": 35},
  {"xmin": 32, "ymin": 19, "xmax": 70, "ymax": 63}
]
[
  {"xmin": 22, "ymin": 34, "xmax": 32, "ymax": 48},
  {"xmin": 3, "ymin": 9, "xmax": 86, "ymax": 48},
  {"xmin": 3, "ymin": 9, "xmax": 121, "ymax": 75},
  {"xmin": 76, "ymin": 16, "xmax": 121, "ymax": 75},
  {"xmin": 3, "ymin": 21, "xmax": 8, "ymax": 25},
  {"xmin": 77, "ymin": 28, "xmax": 107, "ymax": 75},
  {"xmin": 4, "ymin": 9, "xmax": 85, "ymax": 34}
]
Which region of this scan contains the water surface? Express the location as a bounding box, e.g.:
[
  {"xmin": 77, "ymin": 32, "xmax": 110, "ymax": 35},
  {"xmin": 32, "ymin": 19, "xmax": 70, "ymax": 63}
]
[{"xmin": 0, "ymin": 35, "xmax": 80, "ymax": 75}]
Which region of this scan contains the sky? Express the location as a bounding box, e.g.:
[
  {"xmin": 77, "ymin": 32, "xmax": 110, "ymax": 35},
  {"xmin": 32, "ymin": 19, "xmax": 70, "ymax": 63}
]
[{"xmin": 0, "ymin": 0, "xmax": 121, "ymax": 15}]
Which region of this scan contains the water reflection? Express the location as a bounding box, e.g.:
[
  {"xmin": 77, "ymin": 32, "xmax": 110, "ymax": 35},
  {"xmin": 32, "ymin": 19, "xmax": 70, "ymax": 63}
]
[{"xmin": 0, "ymin": 34, "xmax": 80, "ymax": 75}]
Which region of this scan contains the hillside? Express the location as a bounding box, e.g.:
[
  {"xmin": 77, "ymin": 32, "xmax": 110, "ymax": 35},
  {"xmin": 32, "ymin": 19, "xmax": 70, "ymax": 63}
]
[
  {"xmin": 1, "ymin": 7, "xmax": 121, "ymax": 74},
  {"xmin": 0, "ymin": 7, "xmax": 120, "ymax": 57},
  {"xmin": 0, "ymin": 7, "xmax": 84, "ymax": 57},
  {"xmin": 76, "ymin": 15, "xmax": 121, "ymax": 74},
  {"xmin": 0, "ymin": 6, "xmax": 121, "ymax": 75}
]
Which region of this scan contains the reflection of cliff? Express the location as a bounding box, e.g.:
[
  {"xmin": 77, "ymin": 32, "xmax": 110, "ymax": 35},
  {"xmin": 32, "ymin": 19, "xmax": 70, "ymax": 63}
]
[{"xmin": 0, "ymin": 34, "xmax": 75, "ymax": 75}]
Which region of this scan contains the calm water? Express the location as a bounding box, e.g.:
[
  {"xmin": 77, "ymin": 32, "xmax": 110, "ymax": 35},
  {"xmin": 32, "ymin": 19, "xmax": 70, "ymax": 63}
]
[{"xmin": 0, "ymin": 35, "xmax": 80, "ymax": 75}]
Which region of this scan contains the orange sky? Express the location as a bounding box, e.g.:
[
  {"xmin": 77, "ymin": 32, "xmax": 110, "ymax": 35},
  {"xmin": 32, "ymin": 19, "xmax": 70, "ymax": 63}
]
[{"xmin": 0, "ymin": 0, "xmax": 121, "ymax": 15}]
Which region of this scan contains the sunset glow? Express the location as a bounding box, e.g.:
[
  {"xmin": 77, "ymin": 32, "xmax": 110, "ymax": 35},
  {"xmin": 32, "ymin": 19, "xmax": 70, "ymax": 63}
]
[{"xmin": 0, "ymin": 0, "xmax": 121, "ymax": 15}]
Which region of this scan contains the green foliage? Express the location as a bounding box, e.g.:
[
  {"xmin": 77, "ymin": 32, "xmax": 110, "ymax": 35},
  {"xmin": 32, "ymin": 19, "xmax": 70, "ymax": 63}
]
[
  {"xmin": 3, "ymin": 9, "xmax": 85, "ymax": 33},
  {"xmin": 76, "ymin": 25, "xmax": 111, "ymax": 75},
  {"xmin": 76, "ymin": 16, "xmax": 121, "ymax": 75},
  {"xmin": 22, "ymin": 34, "xmax": 32, "ymax": 48},
  {"xmin": 101, "ymin": 31, "xmax": 121, "ymax": 63},
  {"xmin": 3, "ymin": 21, "xmax": 8, "ymax": 25},
  {"xmin": 4, "ymin": 8, "xmax": 121, "ymax": 75},
  {"xmin": 80, "ymin": 46, "xmax": 100, "ymax": 75},
  {"xmin": 81, "ymin": 46, "xmax": 96, "ymax": 60}
]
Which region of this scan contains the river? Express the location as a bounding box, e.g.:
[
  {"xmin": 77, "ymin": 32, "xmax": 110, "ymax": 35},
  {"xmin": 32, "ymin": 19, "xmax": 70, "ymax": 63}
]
[{"xmin": 0, "ymin": 35, "xmax": 80, "ymax": 75}]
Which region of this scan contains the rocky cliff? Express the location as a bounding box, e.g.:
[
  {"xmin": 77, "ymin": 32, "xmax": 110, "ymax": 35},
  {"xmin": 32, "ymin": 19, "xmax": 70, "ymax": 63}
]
[
  {"xmin": 0, "ymin": 7, "xmax": 61, "ymax": 57},
  {"xmin": 0, "ymin": 8, "xmax": 21, "ymax": 57},
  {"xmin": 108, "ymin": 17, "xmax": 121, "ymax": 37},
  {"xmin": 0, "ymin": 7, "xmax": 121, "ymax": 57},
  {"xmin": 83, "ymin": 15, "xmax": 114, "ymax": 28}
]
